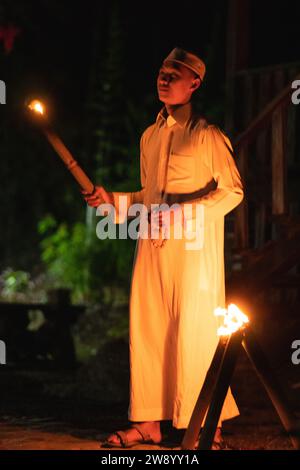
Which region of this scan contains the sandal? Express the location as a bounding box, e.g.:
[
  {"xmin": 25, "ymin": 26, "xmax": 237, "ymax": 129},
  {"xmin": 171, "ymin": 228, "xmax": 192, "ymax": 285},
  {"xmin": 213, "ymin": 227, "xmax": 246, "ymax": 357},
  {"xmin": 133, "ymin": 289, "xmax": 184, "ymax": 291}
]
[{"xmin": 102, "ymin": 423, "xmax": 162, "ymax": 448}]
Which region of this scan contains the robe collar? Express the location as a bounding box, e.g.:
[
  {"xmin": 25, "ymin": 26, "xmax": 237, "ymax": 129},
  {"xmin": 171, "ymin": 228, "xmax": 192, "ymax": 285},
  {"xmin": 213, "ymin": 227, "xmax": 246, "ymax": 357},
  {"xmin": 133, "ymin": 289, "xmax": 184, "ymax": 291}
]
[{"xmin": 156, "ymin": 102, "xmax": 192, "ymax": 128}]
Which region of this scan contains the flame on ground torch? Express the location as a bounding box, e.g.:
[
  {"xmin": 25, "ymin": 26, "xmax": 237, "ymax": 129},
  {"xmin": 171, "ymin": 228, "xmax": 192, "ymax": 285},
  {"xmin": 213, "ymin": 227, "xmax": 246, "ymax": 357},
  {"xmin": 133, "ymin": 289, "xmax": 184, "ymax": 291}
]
[
  {"xmin": 28, "ymin": 99, "xmax": 45, "ymax": 116},
  {"xmin": 214, "ymin": 303, "xmax": 249, "ymax": 336}
]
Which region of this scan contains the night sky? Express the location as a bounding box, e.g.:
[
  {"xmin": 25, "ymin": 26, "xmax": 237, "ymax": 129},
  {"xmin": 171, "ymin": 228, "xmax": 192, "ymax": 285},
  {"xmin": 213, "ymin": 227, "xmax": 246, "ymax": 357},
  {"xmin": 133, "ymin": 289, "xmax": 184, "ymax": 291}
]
[{"xmin": 1, "ymin": 1, "xmax": 300, "ymax": 121}]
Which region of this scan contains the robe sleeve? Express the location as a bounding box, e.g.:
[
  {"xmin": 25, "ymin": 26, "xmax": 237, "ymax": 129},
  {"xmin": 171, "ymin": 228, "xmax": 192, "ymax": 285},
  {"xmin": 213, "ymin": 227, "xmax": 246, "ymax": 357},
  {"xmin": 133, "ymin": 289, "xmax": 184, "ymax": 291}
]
[
  {"xmin": 183, "ymin": 125, "xmax": 244, "ymax": 224},
  {"xmin": 111, "ymin": 132, "xmax": 147, "ymax": 223}
]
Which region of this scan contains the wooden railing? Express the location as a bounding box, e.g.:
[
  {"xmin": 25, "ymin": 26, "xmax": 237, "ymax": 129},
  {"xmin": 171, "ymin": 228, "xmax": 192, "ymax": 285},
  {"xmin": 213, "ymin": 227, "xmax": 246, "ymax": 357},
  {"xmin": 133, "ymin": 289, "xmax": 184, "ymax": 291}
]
[{"xmin": 231, "ymin": 65, "xmax": 300, "ymax": 252}]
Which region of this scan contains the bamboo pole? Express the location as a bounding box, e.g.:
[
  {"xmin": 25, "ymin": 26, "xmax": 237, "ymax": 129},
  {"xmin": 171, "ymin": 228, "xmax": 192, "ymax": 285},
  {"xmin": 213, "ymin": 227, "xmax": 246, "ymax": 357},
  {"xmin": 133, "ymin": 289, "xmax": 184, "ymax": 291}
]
[
  {"xmin": 181, "ymin": 337, "xmax": 229, "ymax": 449},
  {"xmin": 43, "ymin": 127, "xmax": 95, "ymax": 195},
  {"xmin": 26, "ymin": 100, "xmax": 95, "ymax": 195},
  {"xmin": 198, "ymin": 330, "xmax": 243, "ymax": 450}
]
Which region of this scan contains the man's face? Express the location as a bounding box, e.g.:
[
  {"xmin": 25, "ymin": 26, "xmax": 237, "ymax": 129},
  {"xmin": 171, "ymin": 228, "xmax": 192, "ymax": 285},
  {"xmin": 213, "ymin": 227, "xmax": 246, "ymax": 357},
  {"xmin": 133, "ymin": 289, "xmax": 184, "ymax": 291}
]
[{"xmin": 157, "ymin": 62, "xmax": 200, "ymax": 105}]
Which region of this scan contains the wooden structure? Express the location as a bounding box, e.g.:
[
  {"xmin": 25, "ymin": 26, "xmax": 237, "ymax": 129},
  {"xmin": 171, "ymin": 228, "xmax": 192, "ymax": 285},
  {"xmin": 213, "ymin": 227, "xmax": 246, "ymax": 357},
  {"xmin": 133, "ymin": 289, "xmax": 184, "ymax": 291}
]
[
  {"xmin": 232, "ymin": 67, "xmax": 300, "ymax": 253},
  {"xmin": 224, "ymin": 1, "xmax": 300, "ymax": 310}
]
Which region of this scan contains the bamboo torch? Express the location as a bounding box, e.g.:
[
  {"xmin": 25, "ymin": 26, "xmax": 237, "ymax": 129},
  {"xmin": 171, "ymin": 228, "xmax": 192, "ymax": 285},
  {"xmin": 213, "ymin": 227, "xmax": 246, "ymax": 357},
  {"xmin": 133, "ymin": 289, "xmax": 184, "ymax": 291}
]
[
  {"xmin": 182, "ymin": 304, "xmax": 249, "ymax": 450},
  {"xmin": 183, "ymin": 302, "xmax": 300, "ymax": 450},
  {"xmin": 26, "ymin": 99, "xmax": 95, "ymax": 196},
  {"xmin": 181, "ymin": 335, "xmax": 229, "ymax": 450}
]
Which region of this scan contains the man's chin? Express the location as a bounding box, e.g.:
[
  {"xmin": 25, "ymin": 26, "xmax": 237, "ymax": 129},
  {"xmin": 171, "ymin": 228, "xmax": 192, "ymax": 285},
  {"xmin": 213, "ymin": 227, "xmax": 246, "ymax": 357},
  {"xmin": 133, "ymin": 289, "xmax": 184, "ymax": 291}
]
[{"xmin": 158, "ymin": 95, "xmax": 175, "ymax": 105}]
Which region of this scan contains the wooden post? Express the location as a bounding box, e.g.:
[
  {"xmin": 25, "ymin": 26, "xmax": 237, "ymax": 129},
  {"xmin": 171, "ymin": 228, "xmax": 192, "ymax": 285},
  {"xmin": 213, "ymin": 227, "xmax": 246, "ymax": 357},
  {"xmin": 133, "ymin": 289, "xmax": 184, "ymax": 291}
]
[
  {"xmin": 198, "ymin": 330, "xmax": 243, "ymax": 450},
  {"xmin": 235, "ymin": 146, "xmax": 249, "ymax": 250},
  {"xmin": 181, "ymin": 337, "xmax": 229, "ymax": 450},
  {"xmin": 254, "ymin": 73, "xmax": 271, "ymax": 248},
  {"xmin": 272, "ymin": 108, "xmax": 286, "ymax": 215}
]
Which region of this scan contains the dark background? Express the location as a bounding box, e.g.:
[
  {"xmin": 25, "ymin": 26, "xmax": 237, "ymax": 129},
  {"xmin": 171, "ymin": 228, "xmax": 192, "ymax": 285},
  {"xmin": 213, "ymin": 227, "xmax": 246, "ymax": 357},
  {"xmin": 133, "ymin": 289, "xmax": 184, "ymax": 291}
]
[{"xmin": 1, "ymin": 0, "xmax": 300, "ymax": 274}]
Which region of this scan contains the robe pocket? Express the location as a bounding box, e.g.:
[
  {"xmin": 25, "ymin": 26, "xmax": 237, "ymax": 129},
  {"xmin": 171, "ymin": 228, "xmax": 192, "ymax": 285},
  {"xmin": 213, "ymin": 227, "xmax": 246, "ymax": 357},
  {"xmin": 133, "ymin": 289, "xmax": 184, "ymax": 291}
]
[{"xmin": 168, "ymin": 153, "xmax": 195, "ymax": 186}]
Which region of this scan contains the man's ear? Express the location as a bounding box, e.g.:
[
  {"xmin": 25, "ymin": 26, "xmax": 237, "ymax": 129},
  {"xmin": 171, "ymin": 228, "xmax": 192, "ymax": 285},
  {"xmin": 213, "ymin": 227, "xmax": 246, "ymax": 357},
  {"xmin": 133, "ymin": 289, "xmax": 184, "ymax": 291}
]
[{"xmin": 191, "ymin": 77, "xmax": 201, "ymax": 91}]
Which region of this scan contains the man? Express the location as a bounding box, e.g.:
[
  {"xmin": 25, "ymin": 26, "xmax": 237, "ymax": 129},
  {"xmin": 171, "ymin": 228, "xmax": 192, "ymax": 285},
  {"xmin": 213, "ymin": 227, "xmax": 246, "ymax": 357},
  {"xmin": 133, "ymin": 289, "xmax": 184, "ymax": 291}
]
[{"xmin": 84, "ymin": 47, "xmax": 244, "ymax": 448}]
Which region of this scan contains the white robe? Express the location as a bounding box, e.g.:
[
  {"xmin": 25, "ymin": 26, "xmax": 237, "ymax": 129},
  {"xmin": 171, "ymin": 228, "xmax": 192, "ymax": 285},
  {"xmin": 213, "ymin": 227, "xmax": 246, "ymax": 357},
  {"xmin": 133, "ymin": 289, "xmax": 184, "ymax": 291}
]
[{"xmin": 112, "ymin": 103, "xmax": 244, "ymax": 428}]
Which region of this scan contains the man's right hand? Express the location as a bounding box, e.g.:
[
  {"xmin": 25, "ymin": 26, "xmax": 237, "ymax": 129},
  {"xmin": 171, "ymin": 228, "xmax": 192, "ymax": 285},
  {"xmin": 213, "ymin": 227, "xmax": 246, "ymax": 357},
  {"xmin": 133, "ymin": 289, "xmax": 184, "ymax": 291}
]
[{"xmin": 81, "ymin": 186, "xmax": 114, "ymax": 208}]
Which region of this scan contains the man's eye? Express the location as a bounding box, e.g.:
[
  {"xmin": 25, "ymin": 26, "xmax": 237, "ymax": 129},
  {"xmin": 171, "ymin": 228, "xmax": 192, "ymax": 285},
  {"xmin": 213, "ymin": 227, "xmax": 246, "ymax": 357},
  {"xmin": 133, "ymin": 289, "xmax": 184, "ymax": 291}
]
[{"xmin": 158, "ymin": 73, "xmax": 179, "ymax": 81}]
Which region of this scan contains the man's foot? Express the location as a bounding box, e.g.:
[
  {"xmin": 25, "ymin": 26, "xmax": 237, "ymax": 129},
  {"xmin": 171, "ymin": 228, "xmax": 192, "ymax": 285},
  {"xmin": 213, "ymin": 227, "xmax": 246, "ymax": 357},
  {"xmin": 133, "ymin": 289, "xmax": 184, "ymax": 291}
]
[{"xmin": 104, "ymin": 421, "xmax": 162, "ymax": 448}]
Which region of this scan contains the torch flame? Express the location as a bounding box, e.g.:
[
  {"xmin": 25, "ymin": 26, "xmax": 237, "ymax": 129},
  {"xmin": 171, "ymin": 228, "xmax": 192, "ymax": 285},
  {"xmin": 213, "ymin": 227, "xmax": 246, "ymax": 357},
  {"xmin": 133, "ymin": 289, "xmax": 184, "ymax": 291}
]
[
  {"xmin": 28, "ymin": 99, "xmax": 45, "ymax": 115},
  {"xmin": 214, "ymin": 303, "xmax": 249, "ymax": 336}
]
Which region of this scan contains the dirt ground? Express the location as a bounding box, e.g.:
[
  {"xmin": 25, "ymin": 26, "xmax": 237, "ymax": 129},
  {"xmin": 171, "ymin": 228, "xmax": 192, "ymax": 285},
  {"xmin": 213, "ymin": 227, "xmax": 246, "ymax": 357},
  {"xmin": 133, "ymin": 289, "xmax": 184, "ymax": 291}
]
[{"xmin": 0, "ymin": 349, "xmax": 299, "ymax": 451}]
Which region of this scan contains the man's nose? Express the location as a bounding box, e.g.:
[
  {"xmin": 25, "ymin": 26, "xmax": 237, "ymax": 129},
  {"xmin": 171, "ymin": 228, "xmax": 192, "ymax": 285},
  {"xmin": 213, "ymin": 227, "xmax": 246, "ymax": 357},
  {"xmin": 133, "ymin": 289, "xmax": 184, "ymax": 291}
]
[{"xmin": 159, "ymin": 75, "xmax": 170, "ymax": 85}]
